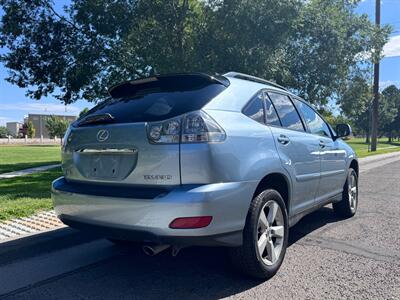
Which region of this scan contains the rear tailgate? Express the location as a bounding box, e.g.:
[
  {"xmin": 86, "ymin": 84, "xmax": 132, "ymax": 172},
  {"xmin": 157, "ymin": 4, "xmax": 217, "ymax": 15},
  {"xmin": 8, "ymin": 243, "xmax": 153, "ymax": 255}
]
[
  {"xmin": 62, "ymin": 73, "xmax": 229, "ymax": 187},
  {"xmin": 63, "ymin": 122, "xmax": 180, "ymax": 186}
]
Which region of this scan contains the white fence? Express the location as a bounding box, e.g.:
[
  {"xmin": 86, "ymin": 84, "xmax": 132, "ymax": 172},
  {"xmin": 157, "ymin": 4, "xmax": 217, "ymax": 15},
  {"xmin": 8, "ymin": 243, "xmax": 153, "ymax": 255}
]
[{"xmin": 0, "ymin": 137, "xmax": 61, "ymax": 145}]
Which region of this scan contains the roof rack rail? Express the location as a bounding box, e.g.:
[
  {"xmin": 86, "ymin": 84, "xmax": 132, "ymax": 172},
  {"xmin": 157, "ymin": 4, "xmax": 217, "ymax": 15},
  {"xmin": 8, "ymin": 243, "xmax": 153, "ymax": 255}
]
[{"xmin": 224, "ymin": 72, "xmax": 288, "ymax": 91}]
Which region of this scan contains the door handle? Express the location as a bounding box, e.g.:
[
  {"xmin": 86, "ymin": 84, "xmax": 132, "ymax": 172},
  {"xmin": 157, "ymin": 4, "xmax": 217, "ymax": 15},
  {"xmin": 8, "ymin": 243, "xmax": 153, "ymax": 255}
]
[
  {"xmin": 277, "ymin": 135, "xmax": 290, "ymax": 145},
  {"xmin": 319, "ymin": 140, "xmax": 326, "ymax": 148}
]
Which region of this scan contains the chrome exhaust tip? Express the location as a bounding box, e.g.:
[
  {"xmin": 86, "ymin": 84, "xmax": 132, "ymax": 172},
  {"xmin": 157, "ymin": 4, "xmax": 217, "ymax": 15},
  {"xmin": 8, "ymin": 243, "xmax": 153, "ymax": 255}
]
[{"xmin": 142, "ymin": 244, "xmax": 170, "ymax": 256}]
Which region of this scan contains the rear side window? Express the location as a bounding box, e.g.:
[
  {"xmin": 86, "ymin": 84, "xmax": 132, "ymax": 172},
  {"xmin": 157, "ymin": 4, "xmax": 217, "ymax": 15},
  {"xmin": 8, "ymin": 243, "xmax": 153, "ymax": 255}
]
[
  {"xmin": 79, "ymin": 76, "xmax": 227, "ymax": 124},
  {"xmin": 243, "ymin": 92, "xmax": 264, "ymax": 124},
  {"xmin": 294, "ymin": 99, "xmax": 331, "ymax": 138},
  {"xmin": 263, "ymin": 93, "xmax": 281, "ymax": 126},
  {"xmin": 268, "ymin": 92, "xmax": 304, "ymax": 132}
]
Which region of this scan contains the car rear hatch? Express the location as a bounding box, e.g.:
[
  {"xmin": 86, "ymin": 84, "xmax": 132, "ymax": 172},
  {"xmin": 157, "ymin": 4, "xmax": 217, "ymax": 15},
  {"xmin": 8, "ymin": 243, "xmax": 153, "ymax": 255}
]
[{"xmin": 62, "ymin": 73, "xmax": 229, "ymax": 187}]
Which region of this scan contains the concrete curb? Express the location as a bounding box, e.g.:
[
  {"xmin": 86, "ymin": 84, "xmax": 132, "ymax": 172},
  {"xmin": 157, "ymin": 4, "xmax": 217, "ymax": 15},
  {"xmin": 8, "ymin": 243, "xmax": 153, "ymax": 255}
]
[{"xmin": 0, "ymin": 211, "xmax": 65, "ymax": 242}]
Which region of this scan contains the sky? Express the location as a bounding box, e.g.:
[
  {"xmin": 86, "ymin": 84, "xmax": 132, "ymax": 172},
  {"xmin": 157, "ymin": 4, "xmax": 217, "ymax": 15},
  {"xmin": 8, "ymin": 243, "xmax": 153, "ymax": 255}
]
[{"xmin": 0, "ymin": 0, "xmax": 399, "ymax": 125}]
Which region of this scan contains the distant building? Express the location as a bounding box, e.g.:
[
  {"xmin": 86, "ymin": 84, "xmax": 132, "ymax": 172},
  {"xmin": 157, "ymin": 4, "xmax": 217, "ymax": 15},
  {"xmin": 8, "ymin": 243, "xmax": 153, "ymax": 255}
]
[
  {"xmin": 27, "ymin": 114, "xmax": 77, "ymax": 138},
  {"xmin": 6, "ymin": 122, "xmax": 23, "ymax": 137}
]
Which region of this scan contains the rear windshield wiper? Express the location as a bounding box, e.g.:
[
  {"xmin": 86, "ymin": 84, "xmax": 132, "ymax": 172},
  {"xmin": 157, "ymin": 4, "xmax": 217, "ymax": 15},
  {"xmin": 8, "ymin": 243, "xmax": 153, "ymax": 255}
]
[{"xmin": 77, "ymin": 113, "xmax": 115, "ymax": 127}]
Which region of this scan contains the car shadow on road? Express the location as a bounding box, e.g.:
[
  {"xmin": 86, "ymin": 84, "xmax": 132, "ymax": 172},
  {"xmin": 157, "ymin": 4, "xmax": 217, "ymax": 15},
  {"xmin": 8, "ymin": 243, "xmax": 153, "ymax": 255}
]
[
  {"xmin": 289, "ymin": 205, "xmax": 342, "ymax": 246},
  {"xmin": 0, "ymin": 206, "xmax": 342, "ymax": 299}
]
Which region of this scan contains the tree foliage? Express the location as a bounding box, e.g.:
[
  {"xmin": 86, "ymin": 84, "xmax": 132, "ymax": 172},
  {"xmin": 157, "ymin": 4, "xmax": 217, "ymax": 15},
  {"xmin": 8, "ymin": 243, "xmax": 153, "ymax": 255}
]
[
  {"xmin": 26, "ymin": 121, "xmax": 35, "ymax": 138},
  {"xmin": 338, "ymin": 74, "xmax": 371, "ymax": 136},
  {"xmin": 0, "ymin": 126, "xmax": 10, "ymax": 138},
  {"xmin": 320, "ymin": 110, "xmax": 350, "ymax": 128},
  {"xmin": 0, "ymin": 0, "xmax": 391, "ymax": 106},
  {"xmin": 339, "ymin": 78, "xmax": 400, "ymax": 140},
  {"xmin": 45, "ymin": 115, "xmax": 69, "ymax": 140},
  {"xmin": 78, "ymin": 107, "xmax": 90, "ymax": 119},
  {"xmin": 380, "ymin": 85, "xmax": 400, "ymax": 141}
]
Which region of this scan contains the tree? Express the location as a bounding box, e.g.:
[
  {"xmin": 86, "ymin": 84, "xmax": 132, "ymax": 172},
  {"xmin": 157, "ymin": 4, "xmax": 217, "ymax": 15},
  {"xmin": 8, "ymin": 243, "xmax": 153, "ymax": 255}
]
[
  {"xmin": 0, "ymin": 126, "xmax": 10, "ymax": 138},
  {"xmin": 79, "ymin": 107, "xmax": 90, "ymax": 119},
  {"xmin": 283, "ymin": 1, "xmax": 386, "ymax": 105},
  {"xmin": 26, "ymin": 121, "xmax": 35, "ymax": 138},
  {"xmin": 338, "ymin": 74, "xmax": 372, "ymax": 140},
  {"xmin": 380, "ymin": 85, "xmax": 400, "ymax": 142},
  {"xmin": 320, "ymin": 110, "xmax": 350, "ymax": 128},
  {"xmin": 338, "ymin": 77, "xmax": 400, "ymax": 142},
  {"xmin": 0, "ymin": 0, "xmax": 391, "ymax": 106},
  {"xmin": 45, "ymin": 115, "xmax": 69, "ymax": 142}
]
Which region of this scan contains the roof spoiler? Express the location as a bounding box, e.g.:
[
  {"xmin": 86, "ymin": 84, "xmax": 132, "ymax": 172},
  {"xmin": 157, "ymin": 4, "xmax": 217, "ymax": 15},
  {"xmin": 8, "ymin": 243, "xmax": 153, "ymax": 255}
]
[
  {"xmin": 108, "ymin": 73, "xmax": 230, "ymax": 98},
  {"xmin": 224, "ymin": 72, "xmax": 288, "ymax": 91}
]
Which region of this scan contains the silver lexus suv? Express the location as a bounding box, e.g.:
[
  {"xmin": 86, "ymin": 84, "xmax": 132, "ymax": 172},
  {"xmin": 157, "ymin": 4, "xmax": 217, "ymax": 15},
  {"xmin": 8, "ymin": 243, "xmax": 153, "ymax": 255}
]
[{"xmin": 52, "ymin": 72, "xmax": 359, "ymax": 279}]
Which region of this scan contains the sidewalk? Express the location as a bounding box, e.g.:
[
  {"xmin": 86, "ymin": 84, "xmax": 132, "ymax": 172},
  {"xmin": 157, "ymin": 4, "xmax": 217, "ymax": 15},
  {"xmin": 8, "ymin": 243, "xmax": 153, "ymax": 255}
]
[
  {"xmin": 0, "ymin": 164, "xmax": 61, "ymax": 179},
  {"xmin": 358, "ymin": 150, "xmax": 400, "ymax": 164}
]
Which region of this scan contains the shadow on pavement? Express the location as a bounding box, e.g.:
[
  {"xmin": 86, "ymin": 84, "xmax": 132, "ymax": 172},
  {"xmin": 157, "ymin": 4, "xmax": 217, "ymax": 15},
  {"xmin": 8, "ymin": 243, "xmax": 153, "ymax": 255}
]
[
  {"xmin": 0, "ymin": 227, "xmax": 98, "ymax": 266},
  {"xmin": 0, "ymin": 206, "xmax": 341, "ymax": 299},
  {"xmin": 289, "ymin": 206, "xmax": 341, "ymax": 246}
]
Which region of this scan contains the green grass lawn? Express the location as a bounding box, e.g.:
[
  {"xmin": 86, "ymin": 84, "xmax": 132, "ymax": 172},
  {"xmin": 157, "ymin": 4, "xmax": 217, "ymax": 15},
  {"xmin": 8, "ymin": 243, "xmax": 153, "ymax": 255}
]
[
  {"xmin": 0, "ymin": 145, "xmax": 61, "ymax": 173},
  {"xmin": 0, "ymin": 168, "xmax": 62, "ymax": 221},
  {"xmin": 346, "ymin": 137, "xmax": 400, "ymax": 158}
]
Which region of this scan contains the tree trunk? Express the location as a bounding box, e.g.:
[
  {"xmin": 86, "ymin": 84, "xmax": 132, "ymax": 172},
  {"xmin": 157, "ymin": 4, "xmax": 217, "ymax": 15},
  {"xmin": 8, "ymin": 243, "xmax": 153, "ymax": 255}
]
[{"xmin": 365, "ymin": 128, "xmax": 370, "ymax": 143}]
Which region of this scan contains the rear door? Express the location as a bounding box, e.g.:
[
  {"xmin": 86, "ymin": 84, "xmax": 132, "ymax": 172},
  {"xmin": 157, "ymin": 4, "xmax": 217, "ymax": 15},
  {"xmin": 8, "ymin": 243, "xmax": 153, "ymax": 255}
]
[
  {"xmin": 293, "ymin": 99, "xmax": 347, "ymax": 202},
  {"xmin": 62, "ymin": 74, "xmax": 228, "ymax": 187},
  {"xmin": 266, "ymin": 92, "xmax": 321, "ymax": 215}
]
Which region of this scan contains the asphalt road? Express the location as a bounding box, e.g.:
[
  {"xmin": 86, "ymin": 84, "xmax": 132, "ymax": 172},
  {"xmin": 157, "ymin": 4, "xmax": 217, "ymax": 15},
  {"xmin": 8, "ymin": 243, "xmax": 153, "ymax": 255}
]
[{"xmin": 0, "ymin": 158, "xmax": 399, "ymax": 299}]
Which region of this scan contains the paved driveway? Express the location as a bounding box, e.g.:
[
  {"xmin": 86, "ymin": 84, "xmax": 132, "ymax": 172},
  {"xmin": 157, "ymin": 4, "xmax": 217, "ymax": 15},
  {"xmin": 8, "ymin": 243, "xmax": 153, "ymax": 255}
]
[{"xmin": 0, "ymin": 159, "xmax": 399, "ymax": 299}]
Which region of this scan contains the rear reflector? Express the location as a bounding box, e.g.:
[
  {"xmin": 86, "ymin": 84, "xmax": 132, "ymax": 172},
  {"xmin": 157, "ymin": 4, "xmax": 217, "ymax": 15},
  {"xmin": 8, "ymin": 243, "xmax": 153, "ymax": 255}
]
[{"xmin": 169, "ymin": 216, "xmax": 213, "ymax": 229}]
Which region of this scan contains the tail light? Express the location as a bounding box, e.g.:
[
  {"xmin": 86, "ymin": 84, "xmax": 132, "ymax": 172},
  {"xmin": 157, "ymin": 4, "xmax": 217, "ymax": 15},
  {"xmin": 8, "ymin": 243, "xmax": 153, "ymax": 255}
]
[
  {"xmin": 62, "ymin": 126, "xmax": 72, "ymax": 150},
  {"xmin": 147, "ymin": 110, "xmax": 226, "ymax": 144}
]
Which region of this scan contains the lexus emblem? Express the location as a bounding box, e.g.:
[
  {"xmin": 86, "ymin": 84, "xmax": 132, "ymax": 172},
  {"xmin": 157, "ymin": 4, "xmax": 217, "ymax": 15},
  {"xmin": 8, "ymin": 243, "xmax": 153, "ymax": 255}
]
[{"xmin": 96, "ymin": 129, "xmax": 109, "ymax": 142}]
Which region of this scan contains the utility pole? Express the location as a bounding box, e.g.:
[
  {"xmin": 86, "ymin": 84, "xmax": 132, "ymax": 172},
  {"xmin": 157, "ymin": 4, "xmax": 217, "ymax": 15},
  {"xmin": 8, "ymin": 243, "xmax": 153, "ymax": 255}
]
[{"xmin": 371, "ymin": 0, "xmax": 381, "ymax": 152}]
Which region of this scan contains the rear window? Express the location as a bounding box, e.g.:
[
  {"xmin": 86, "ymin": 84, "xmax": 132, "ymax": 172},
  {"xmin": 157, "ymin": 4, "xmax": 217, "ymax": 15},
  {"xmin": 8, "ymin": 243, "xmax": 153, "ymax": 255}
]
[{"xmin": 78, "ymin": 75, "xmax": 227, "ymax": 124}]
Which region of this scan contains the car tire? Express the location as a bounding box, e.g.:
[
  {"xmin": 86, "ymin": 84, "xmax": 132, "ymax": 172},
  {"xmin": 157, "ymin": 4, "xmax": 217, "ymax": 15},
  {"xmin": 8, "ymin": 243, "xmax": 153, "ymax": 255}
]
[
  {"xmin": 228, "ymin": 189, "xmax": 289, "ymax": 279},
  {"xmin": 333, "ymin": 168, "xmax": 358, "ymax": 218}
]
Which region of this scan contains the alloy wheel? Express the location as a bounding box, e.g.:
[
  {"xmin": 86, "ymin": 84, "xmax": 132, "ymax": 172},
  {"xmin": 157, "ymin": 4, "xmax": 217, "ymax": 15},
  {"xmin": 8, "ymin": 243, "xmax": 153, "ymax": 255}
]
[
  {"xmin": 349, "ymin": 173, "xmax": 358, "ymax": 212},
  {"xmin": 257, "ymin": 200, "xmax": 285, "ymax": 266}
]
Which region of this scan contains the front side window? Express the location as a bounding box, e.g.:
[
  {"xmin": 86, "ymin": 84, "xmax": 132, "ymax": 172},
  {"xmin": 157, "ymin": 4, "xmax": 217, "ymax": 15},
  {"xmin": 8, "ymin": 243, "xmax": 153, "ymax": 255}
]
[
  {"xmin": 267, "ymin": 92, "xmax": 304, "ymax": 131},
  {"xmin": 294, "ymin": 99, "xmax": 331, "ymax": 138},
  {"xmin": 243, "ymin": 92, "xmax": 264, "ymax": 124}
]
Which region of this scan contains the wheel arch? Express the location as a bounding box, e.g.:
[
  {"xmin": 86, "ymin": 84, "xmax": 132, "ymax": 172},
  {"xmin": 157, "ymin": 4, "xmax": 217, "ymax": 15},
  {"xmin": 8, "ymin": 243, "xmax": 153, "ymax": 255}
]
[
  {"xmin": 349, "ymin": 159, "xmax": 359, "ymax": 176},
  {"xmin": 253, "ymin": 173, "xmax": 291, "ymax": 214}
]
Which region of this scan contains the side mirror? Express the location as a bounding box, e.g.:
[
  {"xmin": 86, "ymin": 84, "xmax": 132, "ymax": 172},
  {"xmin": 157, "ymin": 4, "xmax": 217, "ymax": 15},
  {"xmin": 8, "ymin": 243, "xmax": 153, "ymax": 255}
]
[{"xmin": 335, "ymin": 123, "xmax": 352, "ymax": 139}]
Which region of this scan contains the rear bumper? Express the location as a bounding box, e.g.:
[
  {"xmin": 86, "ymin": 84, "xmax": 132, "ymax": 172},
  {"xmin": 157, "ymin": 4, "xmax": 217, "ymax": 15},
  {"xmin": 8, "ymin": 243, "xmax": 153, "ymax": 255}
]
[
  {"xmin": 52, "ymin": 177, "xmax": 257, "ymax": 246},
  {"xmin": 58, "ymin": 215, "xmax": 241, "ymax": 246}
]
